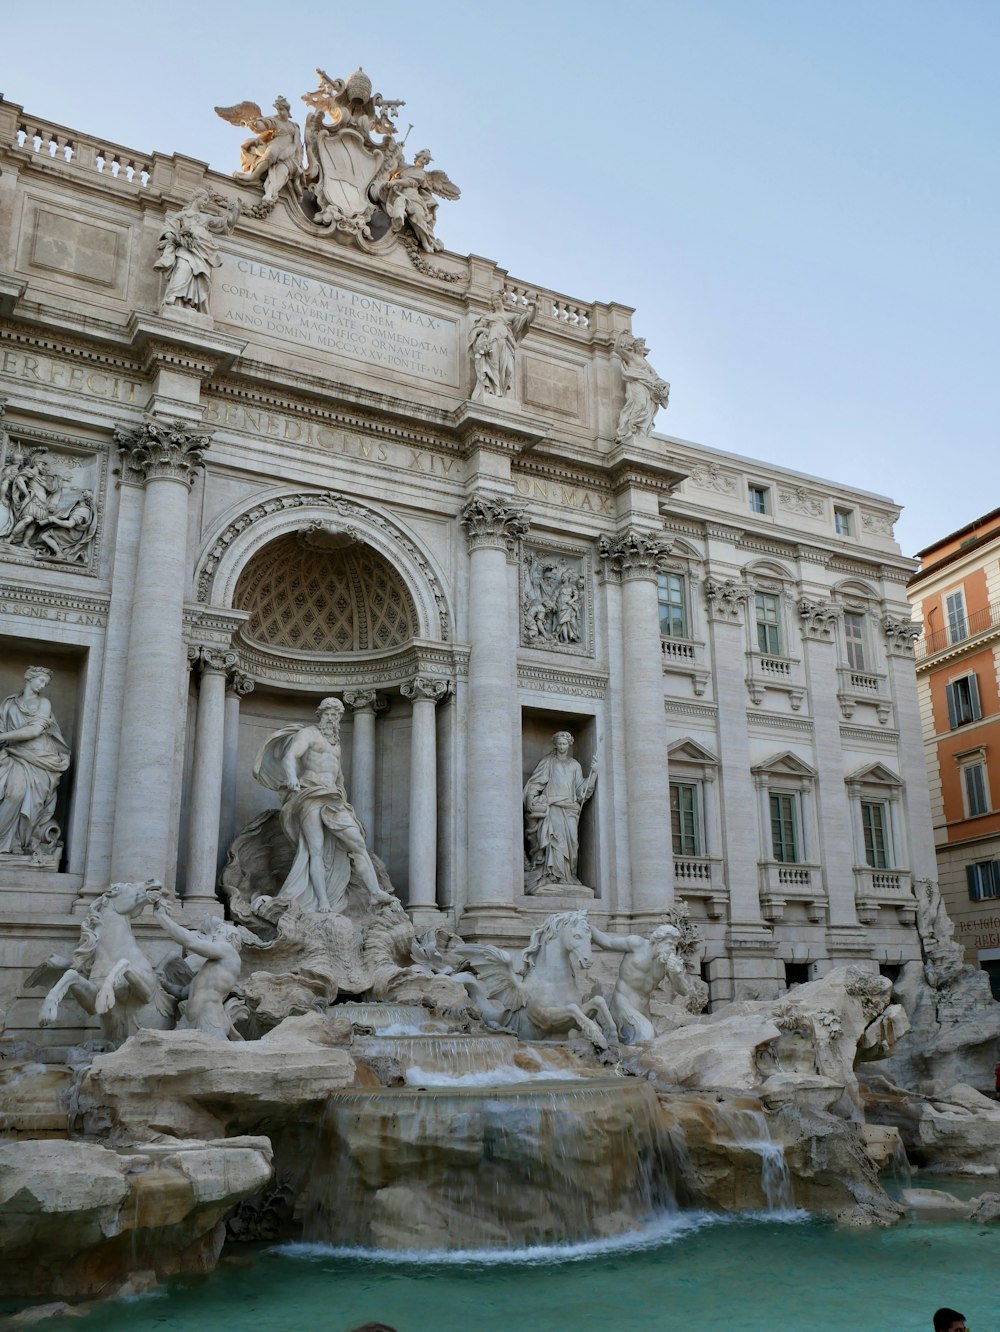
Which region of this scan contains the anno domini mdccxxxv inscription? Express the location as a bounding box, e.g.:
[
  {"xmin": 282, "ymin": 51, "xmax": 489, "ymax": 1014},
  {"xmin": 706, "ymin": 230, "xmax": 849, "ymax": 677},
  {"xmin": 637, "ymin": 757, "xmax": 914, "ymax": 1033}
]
[{"xmin": 215, "ymin": 253, "xmax": 460, "ymax": 387}]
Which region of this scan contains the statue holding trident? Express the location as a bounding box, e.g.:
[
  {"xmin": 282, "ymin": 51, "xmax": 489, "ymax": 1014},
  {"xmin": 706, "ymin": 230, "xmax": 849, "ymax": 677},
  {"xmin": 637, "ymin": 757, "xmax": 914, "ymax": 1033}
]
[{"xmin": 253, "ymin": 697, "xmax": 394, "ymax": 915}]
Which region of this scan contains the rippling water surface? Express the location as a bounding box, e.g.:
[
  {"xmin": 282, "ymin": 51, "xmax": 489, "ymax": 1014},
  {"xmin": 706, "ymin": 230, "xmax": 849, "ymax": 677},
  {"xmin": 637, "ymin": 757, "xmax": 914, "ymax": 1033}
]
[{"xmin": 45, "ymin": 1213, "xmax": 1000, "ymax": 1332}]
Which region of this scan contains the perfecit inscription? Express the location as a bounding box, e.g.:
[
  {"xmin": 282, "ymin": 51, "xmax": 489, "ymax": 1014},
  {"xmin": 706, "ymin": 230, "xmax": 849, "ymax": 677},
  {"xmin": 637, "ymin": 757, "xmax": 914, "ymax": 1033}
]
[{"xmin": 216, "ymin": 255, "xmax": 459, "ymax": 386}]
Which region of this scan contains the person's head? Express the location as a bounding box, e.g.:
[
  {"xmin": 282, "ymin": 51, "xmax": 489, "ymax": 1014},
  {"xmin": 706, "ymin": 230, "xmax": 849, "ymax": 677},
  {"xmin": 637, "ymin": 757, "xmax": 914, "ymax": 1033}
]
[
  {"xmin": 933, "ymin": 1310, "xmax": 967, "ymax": 1332},
  {"xmin": 23, "ymin": 665, "xmax": 52, "ymax": 692},
  {"xmin": 551, "ymin": 730, "xmax": 573, "ymax": 756},
  {"xmin": 317, "ymin": 696, "xmax": 344, "ymax": 739},
  {"xmin": 414, "ymin": 148, "xmax": 432, "ymax": 167},
  {"xmin": 650, "ymin": 923, "xmax": 682, "ymax": 962}
]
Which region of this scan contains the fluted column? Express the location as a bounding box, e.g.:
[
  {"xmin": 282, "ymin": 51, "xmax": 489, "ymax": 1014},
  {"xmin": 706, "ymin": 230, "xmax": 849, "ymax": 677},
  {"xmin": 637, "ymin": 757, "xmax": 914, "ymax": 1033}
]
[
  {"xmin": 344, "ymin": 689, "xmax": 386, "ymax": 850},
  {"xmin": 184, "ymin": 646, "xmax": 235, "ymax": 904},
  {"xmin": 460, "ymin": 494, "xmax": 529, "ymax": 911},
  {"xmin": 599, "ymin": 530, "xmax": 675, "ymax": 915},
  {"xmin": 111, "ymin": 418, "xmax": 211, "ymax": 884},
  {"xmin": 219, "ymin": 667, "xmax": 254, "ymax": 872},
  {"xmin": 401, "ymin": 676, "xmax": 450, "ymax": 915}
]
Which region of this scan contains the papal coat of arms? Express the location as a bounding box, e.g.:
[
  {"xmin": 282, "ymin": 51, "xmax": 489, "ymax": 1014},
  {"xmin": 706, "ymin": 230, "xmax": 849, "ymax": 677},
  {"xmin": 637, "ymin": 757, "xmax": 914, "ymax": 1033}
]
[{"xmin": 215, "ymin": 66, "xmax": 460, "ymax": 259}]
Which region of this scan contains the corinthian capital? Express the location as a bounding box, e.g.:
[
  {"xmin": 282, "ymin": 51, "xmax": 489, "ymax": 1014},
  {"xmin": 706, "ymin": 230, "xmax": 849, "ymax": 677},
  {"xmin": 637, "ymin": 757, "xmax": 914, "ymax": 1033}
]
[
  {"xmin": 598, "ymin": 528, "xmax": 672, "ymax": 582},
  {"xmin": 115, "ymin": 416, "xmax": 212, "ymax": 488},
  {"xmin": 703, "ymin": 577, "xmax": 752, "ymax": 622},
  {"xmin": 401, "ymin": 676, "xmax": 451, "ymax": 704},
  {"xmin": 459, "ymin": 493, "xmax": 530, "ymax": 555},
  {"xmin": 882, "ymin": 614, "xmax": 921, "ymax": 656}
]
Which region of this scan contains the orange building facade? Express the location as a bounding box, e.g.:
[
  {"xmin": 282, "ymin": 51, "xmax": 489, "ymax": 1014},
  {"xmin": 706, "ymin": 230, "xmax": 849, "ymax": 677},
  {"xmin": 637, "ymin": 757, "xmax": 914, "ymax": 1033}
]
[{"xmin": 909, "ymin": 508, "xmax": 1000, "ymax": 996}]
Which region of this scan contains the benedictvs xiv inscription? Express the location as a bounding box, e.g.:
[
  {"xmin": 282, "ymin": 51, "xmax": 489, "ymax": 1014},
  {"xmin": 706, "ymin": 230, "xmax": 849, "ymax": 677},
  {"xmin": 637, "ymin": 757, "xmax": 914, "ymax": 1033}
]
[{"xmin": 217, "ymin": 256, "xmax": 459, "ymax": 386}]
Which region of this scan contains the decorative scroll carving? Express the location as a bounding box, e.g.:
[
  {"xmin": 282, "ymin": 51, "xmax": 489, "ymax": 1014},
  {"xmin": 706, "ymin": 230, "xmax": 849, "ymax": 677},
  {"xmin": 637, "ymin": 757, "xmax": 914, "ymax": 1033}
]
[
  {"xmin": 613, "ymin": 332, "xmax": 670, "ymax": 444},
  {"xmin": 521, "ymin": 548, "xmax": 587, "ymax": 648},
  {"xmin": 401, "ymin": 676, "xmax": 450, "ymax": 705},
  {"xmin": 703, "ymin": 577, "xmax": 752, "ymax": 622},
  {"xmin": 188, "ymin": 644, "xmax": 239, "ymax": 677},
  {"xmin": 599, "ymin": 530, "xmax": 673, "ymax": 582},
  {"xmin": 115, "ymin": 417, "xmax": 211, "ymax": 488},
  {"xmin": 862, "ymin": 511, "xmax": 895, "ymax": 538},
  {"xmin": 155, "ymin": 189, "xmax": 241, "ymax": 313},
  {"xmin": 881, "ymin": 614, "xmax": 921, "ymax": 656},
  {"xmin": 459, "ymin": 494, "xmax": 530, "ymax": 554},
  {"xmin": 225, "ymin": 667, "xmax": 255, "ymax": 699},
  {"xmin": 798, "ymin": 597, "xmax": 842, "ymax": 640},
  {"xmin": 0, "ymin": 413, "xmax": 98, "ymax": 566},
  {"xmin": 778, "ymin": 486, "xmax": 823, "ymax": 518},
  {"xmin": 343, "ymin": 689, "xmax": 387, "ymax": 714},
  {"xmin": 470, "ymin": 294, "xmax": 537, "ymax": 399},
  {"xmin": 689, "ymin": 462, "xmax": 736, "ymax": 495}
]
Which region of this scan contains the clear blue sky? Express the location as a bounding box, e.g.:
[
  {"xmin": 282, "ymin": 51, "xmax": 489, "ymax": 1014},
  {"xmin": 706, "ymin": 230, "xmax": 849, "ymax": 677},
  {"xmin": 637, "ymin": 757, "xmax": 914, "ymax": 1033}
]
[{"xmin": 5, "ymin": 0, "xmax": 997, "ymax": 557}]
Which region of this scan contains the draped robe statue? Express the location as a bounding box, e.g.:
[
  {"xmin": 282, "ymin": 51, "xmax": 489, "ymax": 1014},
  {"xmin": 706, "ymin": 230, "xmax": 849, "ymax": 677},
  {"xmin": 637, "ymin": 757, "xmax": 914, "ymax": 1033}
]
[
  {"xmin": 0, "ymin": 666, "xmax": 71, "ymax": 861},
  {"xmin": 523, "ymin": 731, "xmax": 597, "ymax": 893}
]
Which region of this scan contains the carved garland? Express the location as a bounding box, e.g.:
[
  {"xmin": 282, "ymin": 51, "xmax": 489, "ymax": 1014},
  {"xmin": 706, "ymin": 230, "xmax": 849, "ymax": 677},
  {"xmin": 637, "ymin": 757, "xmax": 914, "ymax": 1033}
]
[{"xmin": 196, "ymin": 491, "xmax": 451, "ymax": 641}]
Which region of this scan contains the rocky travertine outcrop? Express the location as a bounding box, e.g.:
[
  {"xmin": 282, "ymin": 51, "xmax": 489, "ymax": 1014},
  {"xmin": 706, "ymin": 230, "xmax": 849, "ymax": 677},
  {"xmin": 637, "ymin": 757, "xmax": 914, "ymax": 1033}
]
[
  {"xmin": 0, "ymin": 1136, "xmax": 272, "ymax": 1301},
  {"xmin": 862, "ymin": 1077, "xmax": 1000, "ymax": 1175}
]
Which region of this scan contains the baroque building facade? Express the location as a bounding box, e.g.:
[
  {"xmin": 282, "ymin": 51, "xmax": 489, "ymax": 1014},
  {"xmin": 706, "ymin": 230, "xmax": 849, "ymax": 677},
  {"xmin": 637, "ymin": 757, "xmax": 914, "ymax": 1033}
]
[
  {"xmin": 908, "ymin": 508, "xmax": 1000, "ymax": 996},
  {"xmin": 0, "ymin": 78, "xmax": 934, "ymax": 1039}
]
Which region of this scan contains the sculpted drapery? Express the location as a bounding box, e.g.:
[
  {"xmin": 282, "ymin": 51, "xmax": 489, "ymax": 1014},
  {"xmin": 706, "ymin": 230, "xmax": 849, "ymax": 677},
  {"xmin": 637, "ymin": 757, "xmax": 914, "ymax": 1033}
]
[
  {"xmin": 0, "ymin": 666, "xmax": 71, "ymax": 858},
  {"xmin": 523, "ymin": 732, "xmax": 597, "ymax": 892}
]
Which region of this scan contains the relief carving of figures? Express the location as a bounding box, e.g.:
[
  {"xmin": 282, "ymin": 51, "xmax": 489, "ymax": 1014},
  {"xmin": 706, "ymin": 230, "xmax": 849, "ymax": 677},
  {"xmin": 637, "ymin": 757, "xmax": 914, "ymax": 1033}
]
[
  {"xmin": 253, "ymin": 697, "xmax": 395, "ymax": 915},
  {"xmin": 379, "ymin": 147, "xmax": 460, "ymax": 253},
  {"xmin": 0, "ymin": 442, "xmax": 97, "ymax": 565},
  {"xmin": 215, "ymin": 95, "xmax": 304, "ymax": 213},
  {"xmin": 613, "ymin": 331, "xmax": 670, "ymax": 444},
  {"xmin": 470, "ymin": 294, "xmax": 537, "ymax": 399},
  {"xmin": 521, "ymin": 550, "xmax": 585, "ymax": 648},
  {"xmin": 523, "ymin": 731, "xmax": 597, "ymax": 894},
  {"xmin": 155, "ymin": 188, "xmax": 241, "ymax": 313},
  {"xmin": 0, "ymin": 666, "xmax": 71, "ymax": 866}
]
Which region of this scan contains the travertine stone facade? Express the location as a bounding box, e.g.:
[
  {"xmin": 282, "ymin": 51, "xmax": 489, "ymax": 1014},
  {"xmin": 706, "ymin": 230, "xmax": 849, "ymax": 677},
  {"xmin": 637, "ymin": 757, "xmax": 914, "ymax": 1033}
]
[{"xmin": 0, "ymin": 84, "xmax": 932, "ymax": 1038}]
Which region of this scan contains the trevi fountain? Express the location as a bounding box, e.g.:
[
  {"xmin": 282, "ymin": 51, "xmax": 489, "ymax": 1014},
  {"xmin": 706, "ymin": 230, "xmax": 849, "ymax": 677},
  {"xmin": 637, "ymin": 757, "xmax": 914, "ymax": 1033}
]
[{"xmin": 0, "ymin": 65, "xmax": 999, "ymax": 1331}]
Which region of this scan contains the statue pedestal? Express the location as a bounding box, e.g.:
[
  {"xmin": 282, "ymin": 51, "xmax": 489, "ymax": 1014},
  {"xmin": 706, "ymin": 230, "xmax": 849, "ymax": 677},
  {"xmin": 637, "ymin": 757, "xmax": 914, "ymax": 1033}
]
[{"xmin": 527, "ymin": 880, "xmax": 595, "ymax": 899}]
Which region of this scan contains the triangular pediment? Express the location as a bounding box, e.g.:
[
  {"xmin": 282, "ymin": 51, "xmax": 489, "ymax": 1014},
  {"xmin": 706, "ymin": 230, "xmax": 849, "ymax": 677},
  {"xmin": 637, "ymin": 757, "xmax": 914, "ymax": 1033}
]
[
  {"xmin": 751, "ymin": 750, "xmax": 818, "ymax": 779},
  {"xmin": 845, "ymin": 761, "xmax": 902, "ymax": 787},
  {"xmin": 668, "ymin": 737, "xmax": 719, "ymax": 766}
]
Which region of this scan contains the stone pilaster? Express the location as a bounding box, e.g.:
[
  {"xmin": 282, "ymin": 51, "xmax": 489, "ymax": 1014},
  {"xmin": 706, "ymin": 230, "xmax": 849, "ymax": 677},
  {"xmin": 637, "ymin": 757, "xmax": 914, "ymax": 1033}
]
[
  {"xmin": 219, "ymin": 667, "xmax": 254, "ymax": 873},
  {"xmin": 344, "ymin": 689, "xmax": 387, "ymax": 851},
  {"xmin": 401, "ymin": 676, "xmax": 450, "ymax": 921},
  {"xmin": 599, "ymin": 529, "xmax": 674, "ymax": 915},
  {"xmin": 882, "ymin": 614, "xmax": 937, "ymax": 877},
  {"xmin": 110, "ymin": 418, "xmax": 211, "ymax": 885},
  {"xmin": 459, "ymin": 494, "xmax": 528, "ymax": 920},
  {"xmin": 184, "ymin": 645, "xmax": 235, "ymax": 906}
]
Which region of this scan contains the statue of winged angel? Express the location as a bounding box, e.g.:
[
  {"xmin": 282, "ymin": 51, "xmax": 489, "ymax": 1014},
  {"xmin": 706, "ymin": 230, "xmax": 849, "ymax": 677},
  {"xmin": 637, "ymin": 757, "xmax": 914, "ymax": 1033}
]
[
  {"xmin": 378, "ymin": 147, "xmax": 461, "ymax": 253},
  {"xmin": 214, "ymin": 95, "xmax": 304, "ymax": 206}
]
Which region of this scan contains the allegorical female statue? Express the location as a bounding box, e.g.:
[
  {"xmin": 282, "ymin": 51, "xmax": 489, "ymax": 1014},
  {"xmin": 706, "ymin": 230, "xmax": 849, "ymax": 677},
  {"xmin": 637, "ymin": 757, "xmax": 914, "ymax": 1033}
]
[
  {"xmin": 523, "ymin": 731, "xmax": 597, "ymax": 893},
  {"xmin": 155, "ymin": 188, "xmax": 241, "ymax": 314},
  {"xmin": 0, "ymin": 666, "xmax": 71, "ymax": 862}
]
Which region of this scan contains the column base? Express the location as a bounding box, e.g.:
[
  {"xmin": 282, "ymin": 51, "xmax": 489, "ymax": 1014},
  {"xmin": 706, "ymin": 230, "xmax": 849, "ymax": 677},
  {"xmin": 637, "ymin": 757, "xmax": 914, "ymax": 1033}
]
[
  {"xmin": 457, "ymin": 904, "xmax": 524, "ymax": 945},
  {"xmin": 406, "ymin": 904, "xmax": 449, "ymax": 931},
  {"xmin": 179, "ymin": 893, "xmax": 224, "ymax": 921}
]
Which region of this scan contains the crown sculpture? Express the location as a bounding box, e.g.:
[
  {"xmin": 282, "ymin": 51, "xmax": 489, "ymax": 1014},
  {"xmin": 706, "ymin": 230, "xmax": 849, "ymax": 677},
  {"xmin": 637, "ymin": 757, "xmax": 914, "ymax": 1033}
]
[{"xmin": 215, "ymin": 66, "xmax": 461, "ymax": 259}]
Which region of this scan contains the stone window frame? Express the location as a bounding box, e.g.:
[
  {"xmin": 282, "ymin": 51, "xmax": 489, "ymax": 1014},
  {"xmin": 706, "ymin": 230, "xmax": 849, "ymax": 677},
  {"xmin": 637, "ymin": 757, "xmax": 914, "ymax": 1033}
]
[
  {"xmin": 741, "ymin": 560, "xmax": 804, "ymax": 709},
  {"xmin": 844, "ymin": 761, "xmax": 907, "ymax": 872},
  {"xmin": 658, "ymin": 541, "xmax": 709, "ymax": 696},
  {"xmin": 956, "ymin": 745, "xmax": 991, "ymax": 819},
  {"xmin": 830, "ymin": 578, "xmax": 891, "ymax": 725},
  {"xmin": 667, "ymin": 736, "xmax": 726, "ymax": 918},
  {"xmin": 751, "ymin": 751, "xmax": 821, "ymax": 868}
]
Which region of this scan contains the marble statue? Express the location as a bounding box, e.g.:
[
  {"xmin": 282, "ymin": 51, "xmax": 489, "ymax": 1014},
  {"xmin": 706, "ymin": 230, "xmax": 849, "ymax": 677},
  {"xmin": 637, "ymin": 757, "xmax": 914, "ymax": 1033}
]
[
  {"xmin": 0, "ymin": 666, "xmax": 71, "ymax": 864},
  {"xmin": 253, "ymin": 697, "xmax": 395, "ymax": 915},
  {"xmin": 521, "ymin": 551, "xmax": 585, "ymax": 647},
  {"xmin": 523, "ymin": 732, "xmax": 597, "ymax": 893},
  {"xmin": 153, "ymin": 900, "xmax": 252, "ymax": 1041},
  {"xmin": 590, "ymin": 923, "xmax": 693, "ymax": 1044},
  {"xmin": 31, "ymin": 880, "xmax": 175, "ymax": 1047},
  {"xmin": 914, "ymin": 877, "xmax": 965, "ymax": 989},
  {"xmin": 155, "ymin": 188, "xmax": 241, "ymax": 313},
  {"xmin": 613, "ymin": 331, "xmax": 670, "ymax": 444},
  {"xmin": 469, "ymin": 293, "xmax": 537, "ymax": 398},
  {"xmin": 0, "ymin": 447, "xmax": 96, "ymax": 564},
  {"xmin": 215, "ymin": 96, "xmax": 304, "ymax": 208},
  {"xmin": 456, "ymin": 910, "xmax": 617, "ymax": 1048},
  {"xmin": 379, "ymin": 148, "xmax": 460, "ymax": 252}
]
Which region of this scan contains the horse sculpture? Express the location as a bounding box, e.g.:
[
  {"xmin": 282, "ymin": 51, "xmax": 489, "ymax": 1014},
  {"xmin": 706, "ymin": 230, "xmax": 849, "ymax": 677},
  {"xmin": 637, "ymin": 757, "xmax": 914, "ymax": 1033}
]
[
  {"xmin": 29, "ymin": 879, "xmax": 176, "ymax": 1048},
  {"xmin": 455, "ymin": 909, "xmax": 617, "ymax": 1049}
]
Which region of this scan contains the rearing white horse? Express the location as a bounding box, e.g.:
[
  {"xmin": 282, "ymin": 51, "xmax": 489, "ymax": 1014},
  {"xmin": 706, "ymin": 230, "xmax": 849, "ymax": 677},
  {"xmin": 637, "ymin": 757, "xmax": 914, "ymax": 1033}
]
[
  {"xmin": 30, "ymin": 879, "xmax": 175, "ymax": 1047},
  {"xmin": 456, "ymin": 910, "xmax": 616, "ymax": 1049}
]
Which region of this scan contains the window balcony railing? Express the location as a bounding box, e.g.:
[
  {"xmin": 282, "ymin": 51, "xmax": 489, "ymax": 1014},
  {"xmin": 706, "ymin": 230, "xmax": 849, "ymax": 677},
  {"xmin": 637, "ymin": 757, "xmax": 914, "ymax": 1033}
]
[
  {"xmin": 661, "ymin": 637, "xmax": 696, "ymax": 662},
  {"xmin": 757, "ymin": 861, "xmax": 825, "ymax": 923},
  {"xmin": 854, "ymin": 866, "xmax": 915, "ymax": 926},
  {"xmin": 915, "ymin": 599, "xmax": 1000, "ymax": 660},
  {"xmin": 673, "ymin": 855, "xmax": 727, "ymax": 918}
]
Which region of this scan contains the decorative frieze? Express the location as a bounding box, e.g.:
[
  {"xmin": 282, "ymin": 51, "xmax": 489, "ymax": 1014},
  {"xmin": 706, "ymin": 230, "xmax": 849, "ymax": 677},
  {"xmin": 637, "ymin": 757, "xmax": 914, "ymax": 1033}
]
[
  {"xmin": 115, "ymin": 416, "xmax": 211, "ymax": 488},
  {"xmin": 0, "ymin": 579, "xmax": 109, "ymax": 627},
  {"xmin": 778, "ymin": 486, "xmax": 824, "ymax": 518},
  {"xmin": 598, "ymin": 529, "xmax": 672, "ymax": 582},
  {"xmin": 517, "ymin": 664, "xmax": 607, "ymax": 699},
  {"xmin": 459, "ymin": 493, "xmax": 530, "ymax": 555},
  {"xmin": 688, "ymin": 462, "xmax": 737, "ymax": 496},
  {"xmin": 703, "ymin": 577, "xmax": 751, "ymax": 622}
]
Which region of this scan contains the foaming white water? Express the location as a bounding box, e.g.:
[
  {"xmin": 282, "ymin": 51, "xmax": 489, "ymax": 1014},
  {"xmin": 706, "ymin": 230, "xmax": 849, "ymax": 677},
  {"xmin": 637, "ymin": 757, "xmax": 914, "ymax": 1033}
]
[
  {"xmin": 403, "ymin": 1063, "xmax": 585, "ymax": 1087},
  {"xmin": 275, "ymin": 1208, "xmax": 809, "ymax": 1267},
  {"xmin": 365, "ymin": 1022, "xmax": 436, "ymax": 1037}
]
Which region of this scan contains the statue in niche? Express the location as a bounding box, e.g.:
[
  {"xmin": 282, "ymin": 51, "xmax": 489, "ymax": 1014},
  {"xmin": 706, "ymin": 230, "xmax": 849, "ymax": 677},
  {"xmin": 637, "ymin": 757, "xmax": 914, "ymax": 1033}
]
[
  {"xmin": 521, "ymin": 551, "xmax": 584, "ymax": 647},
  {"xmin": 215, "ymin": 96, "xmax": 304, "ymax": 209},
  {"xmin": 469, "ymin": 293, "xmax": 537, "ymax": 399},
  {"xmin": 590, "ymin": 923, "xmax": 694, "ymax": 1044},
  {"xmin": 0, "ymin": 445, "xmax": 97, "ymax": 565},
  {"xmin": 523, "ymin": 731, "xmax": 597, "ymax": 893},
  {"xmin": 378, "ymin": 147, "xmax": 460, "ymax": 252},
  {"xmin": 253, "ymin": 697, "xmax": 395, "ymax": 915},
  {"xmin": 155, "ymin": 188, "xmax": 241, "ymax": 314},
  {"xmin": 153, "ymin": 900, "xmax": 257, "ymax": 1041},
  {"xmin": 613, "ymin": 331, "xmax": 671, "ymax": 444},
  {"xmin": 0, "ymin": 666, "xmax": 71, "ymax": 865}
]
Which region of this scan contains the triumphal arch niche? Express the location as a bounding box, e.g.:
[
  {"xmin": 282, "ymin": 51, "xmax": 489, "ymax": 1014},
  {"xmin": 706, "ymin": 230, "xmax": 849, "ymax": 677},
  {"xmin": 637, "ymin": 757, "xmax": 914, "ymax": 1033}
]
[{"xmin": 0, "ymin": 58, "xmax": 930, "ymax": 1036}]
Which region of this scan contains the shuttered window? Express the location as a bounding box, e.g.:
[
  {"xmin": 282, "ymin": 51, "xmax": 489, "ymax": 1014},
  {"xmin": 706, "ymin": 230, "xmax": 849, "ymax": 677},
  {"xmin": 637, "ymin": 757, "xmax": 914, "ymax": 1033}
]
[{"xmin": 945, "ymin": 674, "xmax": 981, "ymax": 729}]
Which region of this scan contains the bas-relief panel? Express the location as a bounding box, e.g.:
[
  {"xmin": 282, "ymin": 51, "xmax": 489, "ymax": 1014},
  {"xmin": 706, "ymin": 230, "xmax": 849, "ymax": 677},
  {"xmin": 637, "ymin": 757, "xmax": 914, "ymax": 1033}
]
[
  {"xmin": 16, "ymin": 194, "xmax": 132, "ymax": 297},
  {"xmin": 0, "ymin": 426, "xmax": 103, "ymax": 574},
  {"xmin": 520, "ymin": 545, "xmax": 593, "ymax": 656},
  {"xmin": 214, "ymin": 253, "xmax": 460, "ymax": 387}
]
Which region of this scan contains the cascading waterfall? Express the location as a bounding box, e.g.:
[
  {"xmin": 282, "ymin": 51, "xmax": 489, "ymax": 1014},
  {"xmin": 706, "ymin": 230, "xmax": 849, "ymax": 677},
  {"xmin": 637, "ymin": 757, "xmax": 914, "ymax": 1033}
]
[{"xmin": 712, "ymin": 1103, "xmax": 793, "ymax": 1212}]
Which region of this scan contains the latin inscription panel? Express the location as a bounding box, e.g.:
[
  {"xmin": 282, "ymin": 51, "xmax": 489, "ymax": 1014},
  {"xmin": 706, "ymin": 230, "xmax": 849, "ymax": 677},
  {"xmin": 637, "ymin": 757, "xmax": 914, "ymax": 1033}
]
[{"xmin": 216, "ymin": 254, "xmax": 460, "ymax": 387}]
